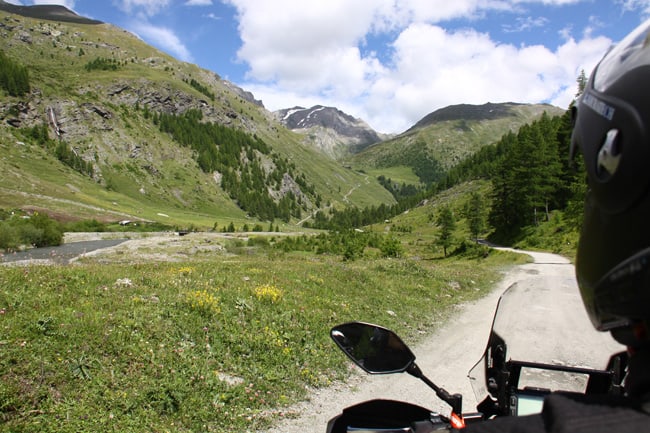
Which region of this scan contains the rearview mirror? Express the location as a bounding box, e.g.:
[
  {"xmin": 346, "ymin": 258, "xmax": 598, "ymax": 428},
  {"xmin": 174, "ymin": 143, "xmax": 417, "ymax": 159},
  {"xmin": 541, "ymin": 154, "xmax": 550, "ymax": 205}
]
[{"xmin": 330, "ymin": 322, "xmax": 415, "ymax": 374}]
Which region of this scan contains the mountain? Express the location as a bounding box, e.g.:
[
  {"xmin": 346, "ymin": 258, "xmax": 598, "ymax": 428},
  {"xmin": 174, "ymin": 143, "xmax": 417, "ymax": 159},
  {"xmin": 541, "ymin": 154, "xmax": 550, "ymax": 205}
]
[
  {"xmin": 409, "ymin": 102, "xmax": 532, "ymax": 130},
  {"xmin": 0, "ymin": 0, "xmax": 102, "ymax": 24},
  {"xmin": 347, "ymin": 102, "xmax": 565, "ymax": 185},
  {"xmin": 0, "ymin": 6, "xmax": 394, "ymax": 229},
  {"xmin": 275, "ymin": 105, "xmax": 389, "ymax": 159}
]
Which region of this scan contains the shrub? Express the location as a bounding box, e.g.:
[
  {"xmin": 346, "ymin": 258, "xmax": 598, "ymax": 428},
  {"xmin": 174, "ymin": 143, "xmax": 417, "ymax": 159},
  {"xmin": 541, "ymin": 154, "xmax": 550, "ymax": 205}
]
[
  {"xmin": 0, "ymin": 222, "xmax": 19, "ymax": 250},
  {"xmin": 254, "ymin": 284, "xmax": 283, "ymax": 303},
  {"xmin": 184, "ymin": 289, "xmax": 221, "ymax": 316},
  {"xmin": 452, "ymin": 240, "xmax": 490, "ymax": 258},
  {"xmin": 247, "ymin": 236, "xmax": 269, "ymax": 247},
  {"xmin": 0, "ymin": 212, "xmax": 62, "ymax": 250},
  {"xmin": 380, "ymin": 236, "xmax": 403, "ymax": 258},
  {"xmin": 28, "ymin": 213, "xmax": 63, "ymax": 247}
]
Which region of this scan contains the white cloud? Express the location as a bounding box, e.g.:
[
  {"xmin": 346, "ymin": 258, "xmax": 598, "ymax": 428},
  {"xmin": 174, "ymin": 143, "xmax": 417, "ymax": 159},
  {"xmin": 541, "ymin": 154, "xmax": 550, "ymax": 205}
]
[
  {"xmin": 361, "ymin": 25, "xmax": 610, "ymax": 132},
  {"xmin": 107, "ymin": 1, "xmax": 196, "ymax": 65},
  {"xmin": 616, "ymin": 0, "xmax": 650, "ymax": 16},
  {"xmin": 130, "ymin": 22, "xmax": 194, "ymax": 63},
  {"xmin": 185, "ymin": 0, "xmax": 212, "ymax": 5},
  {"xmin": 230, "ymin": 1, "xmax": 613, "ymax": 133},
  {"xmin": 113, "ymin": 0, "xmax": 170, "ymax": 17},
  {"xmin": 502, "ymin": 16, "xmax": 549, "ymax": 33}
]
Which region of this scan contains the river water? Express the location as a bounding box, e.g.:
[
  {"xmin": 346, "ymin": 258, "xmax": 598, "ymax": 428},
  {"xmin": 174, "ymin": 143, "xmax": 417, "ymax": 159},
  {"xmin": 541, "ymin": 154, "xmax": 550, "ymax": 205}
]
[{"xmin": 0, "ymin": 239, "xmax": 127, "ymax": 264}]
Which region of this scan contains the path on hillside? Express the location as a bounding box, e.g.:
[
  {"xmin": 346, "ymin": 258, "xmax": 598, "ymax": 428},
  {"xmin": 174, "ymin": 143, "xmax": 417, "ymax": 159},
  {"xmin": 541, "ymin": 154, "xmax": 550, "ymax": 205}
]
[
  {"xmin": 0, "ymin": 187, "xmax": 146, "ymax": 222},
  {"xmin": 261, "ymin": 249, "xmax": 624, "ymax": 433},
  {"xmin": 297, "ymin": 173, "xmax": 370, "ymax": 226}
]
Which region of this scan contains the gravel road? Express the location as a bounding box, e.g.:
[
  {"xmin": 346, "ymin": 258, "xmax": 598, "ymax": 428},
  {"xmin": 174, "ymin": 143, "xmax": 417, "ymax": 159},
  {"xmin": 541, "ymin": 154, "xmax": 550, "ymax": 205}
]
[{"xmin": 261, "ymin": 249, "xmax": 624, "ymax": 433}]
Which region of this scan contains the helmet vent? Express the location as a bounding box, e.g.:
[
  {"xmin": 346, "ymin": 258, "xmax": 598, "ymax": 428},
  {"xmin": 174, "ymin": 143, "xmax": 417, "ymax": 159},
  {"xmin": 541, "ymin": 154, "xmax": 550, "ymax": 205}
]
[{"xmin": 597, "ymin": 129, "xmax": 621, "ymax": 179}]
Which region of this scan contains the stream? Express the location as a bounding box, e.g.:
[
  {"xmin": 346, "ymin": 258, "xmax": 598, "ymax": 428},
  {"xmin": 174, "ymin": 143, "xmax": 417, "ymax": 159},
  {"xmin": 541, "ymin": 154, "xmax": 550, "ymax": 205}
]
[{"xmin": 0, "ymin": 239, "xmax": 127, "ymax": 264}]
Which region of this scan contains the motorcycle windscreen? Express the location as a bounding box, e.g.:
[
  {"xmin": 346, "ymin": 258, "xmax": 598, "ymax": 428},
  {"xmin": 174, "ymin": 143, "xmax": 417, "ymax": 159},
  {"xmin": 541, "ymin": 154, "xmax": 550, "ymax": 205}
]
[{"xmin": 468, "ymin": 280, "xmax": 623, "ymax": 405}]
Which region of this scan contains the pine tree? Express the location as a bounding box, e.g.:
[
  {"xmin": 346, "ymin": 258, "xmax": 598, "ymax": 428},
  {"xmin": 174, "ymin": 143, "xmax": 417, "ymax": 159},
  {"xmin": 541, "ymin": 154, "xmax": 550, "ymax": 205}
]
[
  {"xmin": 576, "ymin": 69, "xmax": 588, "ymax": 98},
  {"xmin": 467, "ymin": 191, "xmax": 486, "ymax": 242},
  {"xmin": 436, "ymin": 205, "xmax": 456, "ymax": 257}
]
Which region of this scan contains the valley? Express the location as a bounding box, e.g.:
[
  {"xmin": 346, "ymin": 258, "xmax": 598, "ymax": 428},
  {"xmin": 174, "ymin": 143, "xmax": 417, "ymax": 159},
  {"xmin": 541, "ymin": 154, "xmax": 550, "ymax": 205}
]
[
  {"xmin": 0, "ymin": 4, "xmax": 590, "ymax": 432},
  {"xmin": 0, "ymin": 5, "xmax": 563, "ymax": 232}
]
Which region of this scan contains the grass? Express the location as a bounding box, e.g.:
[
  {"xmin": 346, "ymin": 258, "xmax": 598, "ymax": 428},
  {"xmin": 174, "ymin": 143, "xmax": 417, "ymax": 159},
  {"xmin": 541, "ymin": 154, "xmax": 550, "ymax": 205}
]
[{"xmin": 0, "ymin": 234, "xmax": 525, "ymax": 432}]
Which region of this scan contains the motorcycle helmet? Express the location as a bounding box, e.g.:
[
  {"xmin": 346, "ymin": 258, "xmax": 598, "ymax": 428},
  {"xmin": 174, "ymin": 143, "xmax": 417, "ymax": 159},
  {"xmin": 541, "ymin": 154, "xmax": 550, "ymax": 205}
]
[{"xmin": 572, "ymin": 19, "xmax": 650, "ymax": 337}]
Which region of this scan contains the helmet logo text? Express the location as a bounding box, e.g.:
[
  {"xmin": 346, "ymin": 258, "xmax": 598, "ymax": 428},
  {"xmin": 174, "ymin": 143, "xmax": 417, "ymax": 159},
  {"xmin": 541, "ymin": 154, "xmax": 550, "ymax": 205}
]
[{"xmin": 582, "ymin": 93, "xmax": 615, "ymax": 120}]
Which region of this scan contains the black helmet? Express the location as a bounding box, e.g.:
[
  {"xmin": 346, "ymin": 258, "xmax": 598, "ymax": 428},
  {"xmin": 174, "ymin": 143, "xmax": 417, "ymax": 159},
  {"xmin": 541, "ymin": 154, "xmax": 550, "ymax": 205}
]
[{"xmin": 572, "ymin": 19, "xmax": 650, "ymax": 335}]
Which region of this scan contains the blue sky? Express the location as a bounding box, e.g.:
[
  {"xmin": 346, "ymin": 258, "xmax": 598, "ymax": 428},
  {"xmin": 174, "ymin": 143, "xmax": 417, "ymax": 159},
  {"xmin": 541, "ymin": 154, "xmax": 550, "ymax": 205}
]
[{"xmin": 7, "ymin": 0, "xmax": 650, "ymax": 133}]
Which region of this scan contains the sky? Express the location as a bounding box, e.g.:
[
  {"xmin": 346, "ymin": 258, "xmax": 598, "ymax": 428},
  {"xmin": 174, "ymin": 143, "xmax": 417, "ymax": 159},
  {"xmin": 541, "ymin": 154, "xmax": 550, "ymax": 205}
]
[{"xmin": 5, "ymin": 0, "xmax": 650, "ymax": 133}]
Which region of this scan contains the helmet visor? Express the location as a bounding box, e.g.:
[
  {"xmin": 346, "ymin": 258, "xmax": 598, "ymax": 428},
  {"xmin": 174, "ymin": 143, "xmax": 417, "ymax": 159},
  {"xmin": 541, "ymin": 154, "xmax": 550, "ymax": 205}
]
[{"xmin": 594, "ymin": 19, "xmax": 650, "ymax": 92}]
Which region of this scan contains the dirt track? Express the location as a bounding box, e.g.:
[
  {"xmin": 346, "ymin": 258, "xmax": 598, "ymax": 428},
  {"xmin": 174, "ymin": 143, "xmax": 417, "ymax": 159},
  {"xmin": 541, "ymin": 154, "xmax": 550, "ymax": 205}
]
[{"xmin": 261, "ymin": 249, "xmax": 624, "ymax": 433}]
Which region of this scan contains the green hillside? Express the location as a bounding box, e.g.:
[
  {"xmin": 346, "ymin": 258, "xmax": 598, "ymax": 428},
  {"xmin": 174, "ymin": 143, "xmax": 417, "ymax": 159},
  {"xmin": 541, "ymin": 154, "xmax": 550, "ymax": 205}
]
[
  {"xmin": 347, "ymin": 102, "xmax": 565, "ymax": 185},
  {"xmin": 0, "ymin": 10, "xmax": 393, "ymax": 230}
]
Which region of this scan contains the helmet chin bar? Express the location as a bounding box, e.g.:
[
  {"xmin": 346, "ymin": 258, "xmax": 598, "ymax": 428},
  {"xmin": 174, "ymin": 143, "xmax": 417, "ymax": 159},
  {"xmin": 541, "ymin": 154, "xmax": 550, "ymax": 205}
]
[
  {"xmin": 593, "ymin": 246, "xmax": 650, "ymax": 333},
  {"xmin": 611, "ymin": 325, "xmax": 644, "ymax": 347}
]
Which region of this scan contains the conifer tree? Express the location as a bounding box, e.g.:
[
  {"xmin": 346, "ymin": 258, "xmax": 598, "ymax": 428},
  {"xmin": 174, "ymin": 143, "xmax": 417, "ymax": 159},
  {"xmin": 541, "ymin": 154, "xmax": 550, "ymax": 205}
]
[
  {"xmin": 467, "ymin": 191, "xmax": 486, "ymax": 242},
  {"xmin": 436, "ymin": 205, "xmax": 456, "ymax": 257}
]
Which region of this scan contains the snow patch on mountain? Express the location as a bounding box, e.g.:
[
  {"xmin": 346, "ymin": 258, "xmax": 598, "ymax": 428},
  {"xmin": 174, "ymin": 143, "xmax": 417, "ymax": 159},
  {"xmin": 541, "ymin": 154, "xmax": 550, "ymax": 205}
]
[{"xmin": 274, "ymin": 105, "xmax": 388, "ymax": 159}]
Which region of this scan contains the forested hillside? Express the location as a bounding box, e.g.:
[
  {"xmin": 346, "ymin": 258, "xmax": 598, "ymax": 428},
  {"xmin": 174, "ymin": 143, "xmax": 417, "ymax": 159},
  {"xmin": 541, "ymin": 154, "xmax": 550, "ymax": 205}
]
[
  {"xmin": 313, "ymin": 108, "xmax": 584, "ymax": 250},
  {"xmin": 437, "ymin": 110, "xmax": 583, "ymax": 241},
  {"xmin": 0, "ymin": 9, "xmax": 393, "ymax": 231},
  {"xmin": 0, "ymin": 50, "xmax": 29, "ymax": 96},
  {"xmin": 153, "ymin": 109, "xmax": 319, "ymax": 222},
  {"xmin": 347, "ymin": 102, "xmax": 564, "ymax": 187}
]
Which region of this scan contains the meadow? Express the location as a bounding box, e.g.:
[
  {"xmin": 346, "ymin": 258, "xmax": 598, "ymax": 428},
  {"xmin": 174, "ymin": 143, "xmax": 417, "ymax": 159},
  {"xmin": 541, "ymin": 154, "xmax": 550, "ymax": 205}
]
[{"xmin": 0, "ymin": 234, "xmax": 526, "ymax": 432}]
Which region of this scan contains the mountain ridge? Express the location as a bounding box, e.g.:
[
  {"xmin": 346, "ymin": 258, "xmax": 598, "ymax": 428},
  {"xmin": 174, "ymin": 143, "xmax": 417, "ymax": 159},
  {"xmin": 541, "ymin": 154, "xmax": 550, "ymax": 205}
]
[
  {"xmin": 408, "ymin": 102, "xmax": 524, "ymax": 130},
  {"xmin": 0, "ymin": 3, "xmax": 564, "ymax": 229},
  {"xmin": 0, "ymin": 0, "xmax": 103, "ymax": 25},
  {"xmin": 274, "ymin": 105, "xmax": 388, "ymax": 159},
  {"xmin": 0, "ymin": 6, "xmax": 394, "ymax": 228},
  {"xmin": 346, "ymin": 101, "xmax": 565, "ymax": 185}
]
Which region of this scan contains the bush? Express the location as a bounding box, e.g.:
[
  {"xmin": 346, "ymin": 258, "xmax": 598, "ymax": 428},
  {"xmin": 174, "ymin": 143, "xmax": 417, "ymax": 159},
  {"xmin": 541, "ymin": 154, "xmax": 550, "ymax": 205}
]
[
  {"xmin": 452, "ymin": 240, "xmax": 490, "ymax": 258},
  {"xmin": 0, "ymin": 211, "xmax": 63, "ymax": 250},
  {"xmin": 380, "ymin": 236, "xmax": 403, "ymax": 258},
  {"xmin": 0, "ymin": 223, "xmax": 19, "ymax": 250},
  {"xmin": 247, "ymin": 236, "xmax": 270, "ymax": 247},
  {"xmin": 63, "ymin": 219, "xmax": 106, "ymax": 232},
  {"xmin": 28, "ymin": 213, "xmax": 63, "ymax": 247}
]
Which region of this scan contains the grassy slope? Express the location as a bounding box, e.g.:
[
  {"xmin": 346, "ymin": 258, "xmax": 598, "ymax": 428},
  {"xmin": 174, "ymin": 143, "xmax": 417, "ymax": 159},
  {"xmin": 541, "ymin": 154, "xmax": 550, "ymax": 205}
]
[
  {"xmin": 0, "ymin": 12, "xmax": 394, "ymax": 229},
  {"xmin": 348, "ymin": 104, "xmax": 565, "ymax": 182},
  {"xmin": 0, "ymin": 219, "xmax": 528, "ymax": 433}
]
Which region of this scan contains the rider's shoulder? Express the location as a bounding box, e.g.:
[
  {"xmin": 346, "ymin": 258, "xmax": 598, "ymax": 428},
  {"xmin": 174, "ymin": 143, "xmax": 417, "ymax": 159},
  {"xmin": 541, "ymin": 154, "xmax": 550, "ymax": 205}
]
[
  {"xmin": 463, "ymin": 392, "xmax": 649, "ymax": 433},
  {"xmin": 542, "ymin": 392, "xmax": 649, "ymax": 432}
]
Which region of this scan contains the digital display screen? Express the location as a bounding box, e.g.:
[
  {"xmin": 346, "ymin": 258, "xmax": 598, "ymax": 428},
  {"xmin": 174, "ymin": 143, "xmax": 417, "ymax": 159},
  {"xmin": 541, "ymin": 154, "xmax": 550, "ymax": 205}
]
[{"xmin": 515, "ymin": 393, "xmax": 545, "ymax": 416}]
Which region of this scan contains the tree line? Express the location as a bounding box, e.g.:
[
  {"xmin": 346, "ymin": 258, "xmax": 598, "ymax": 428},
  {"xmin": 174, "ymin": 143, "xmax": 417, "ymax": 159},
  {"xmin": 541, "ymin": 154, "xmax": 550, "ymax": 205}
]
[
  {"xmin": 153, "ymin": 109, "xmax": 319, "ymax": 222},
  {"xmin": 83, "ymin": 57, "xmax": 122, "ymax": 72},
  {"xmin": 312, "ymin": 109, "xmax": 583, "ymax": 243},
  {"xmin": 273, "ymin": 230, "xmax": 403, "ymax": 261},
  {"xmin": 435, "ymin": 110, "xmax": 581, "ymax": 240},
  {"xmin": 19, "ymin": 123, "xmax": 94, "ymax": 178},
  {"xmin": 0, "ymin": 50, "xmax": 30, "ymax": 97}
]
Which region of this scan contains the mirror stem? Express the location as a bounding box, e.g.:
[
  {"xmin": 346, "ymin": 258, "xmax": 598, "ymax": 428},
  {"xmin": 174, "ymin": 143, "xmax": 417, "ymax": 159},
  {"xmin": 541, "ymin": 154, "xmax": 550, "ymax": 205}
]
[{"xmin": 407, "ymin": 363, "xmax": 463, "ymax": 416}]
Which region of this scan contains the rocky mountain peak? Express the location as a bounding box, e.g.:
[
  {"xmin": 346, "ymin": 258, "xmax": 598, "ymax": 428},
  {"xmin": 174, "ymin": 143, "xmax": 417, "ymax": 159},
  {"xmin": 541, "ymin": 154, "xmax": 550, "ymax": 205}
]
[{"xmin": 274, "ymin": 105, "xmax": 384, "ymax": 158}]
